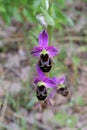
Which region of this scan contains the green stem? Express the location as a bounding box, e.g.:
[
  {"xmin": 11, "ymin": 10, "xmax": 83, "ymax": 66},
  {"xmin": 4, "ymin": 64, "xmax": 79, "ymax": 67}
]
[{"xmin": 47, "ymin": 26, "xmax": 53, "ymax": 45}]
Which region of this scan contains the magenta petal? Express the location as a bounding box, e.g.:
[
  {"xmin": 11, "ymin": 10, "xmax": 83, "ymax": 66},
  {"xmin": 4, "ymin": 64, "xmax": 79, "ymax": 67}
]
[
  {"xmin": 46, "ymin": 46, "xmax": 59, "ymax": 57},
  {"xmin": 31, "ymin": 46, "xmax": 42, "ymax": 57},
  {"xmin": 58, "ymin": 76, "xmax": 65, "ymax": 84},
  {"xmin": 44, "ymin": 78, "xmax": 56, "ymax": 88},
  {"xmin": 38, "ymin": 30, "xmax": 48, "ymax": 48},
  {"xmin": 52, "ymin": 76, "xmax": 65, "ymax": 85},
  {"xmin": 34, "ymin": 64, "xmax": 45, "ymax": 85},
  {"xmin": 34, "ymin": 77, "xmax": 40, "ymax": 85},
  {"xmin": 36, "ymin": 64, "xmax": 45, "ymax": 79},
  {"xmin": 35, "ymin": 66, "xmax": 57, "ymax": 88},
  {"xmin": 51, "ymin": 77, "xmax": 58, "ymax": 84}
]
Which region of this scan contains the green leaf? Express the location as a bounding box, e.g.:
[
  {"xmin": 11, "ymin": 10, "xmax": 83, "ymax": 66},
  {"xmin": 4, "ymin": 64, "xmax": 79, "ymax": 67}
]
[
  {"xmin": 0, "ymin": 0, "xmax": 3, "ymax": 2},
  {"xmin": 40, "ymin": 7, "xmax": 54, "ymax": 26},
  {"xmin": 42, "ymin": 0, "xmax": 49, "ymax": 11},
  {"xmin": 15, "ymin": 13, "xmax": 23, "ymax": 22},
  {"xmin": 30, "ymin": 31, "xmax": 38, "ymax": 42},
  {"xmin": 33, "ymin": 0, "xmax": 42, "ymax": 8},
  {"xmin": 26, "ymin": 9, "xmax": 36, "ymax": 22},
  {"xmin": 45, "ymin": 0, "xmax": 49, "ymax": 11},
  {"xmin": 20, "ymin": 0, "xmax": 27, "ymax": 5},
  {"xmin": 3, "ymin": 14, "xmax": 11, "ymax": 24},
  {"xmin": 52, "ymin": 6, "xmax": 67, "ymax": 29},
  {"xmin": 0, "ymin": 5, "xmax": 6, "ymax": 13},
  {"xmin": 13, "ymin": 8, "xmax": 23, "ymax": 22},
  {"xmin": 23, "ymin": 8, "xmax": 29, "ymax": 19}
]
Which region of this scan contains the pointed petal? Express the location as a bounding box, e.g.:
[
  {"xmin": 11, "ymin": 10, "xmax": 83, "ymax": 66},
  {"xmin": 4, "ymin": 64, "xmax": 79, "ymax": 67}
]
[
  {"xmin": 48, "ymin": 77, "xmax": 65, "ymax": 99},
  {"xmin": 38, "ymin": 30, "xmax": 48, "ymax": 47},
  {"xmin": 58, "ymin": 76, "xmax": 65, "ymax": 84},
  {"xmin": 52, "ymin": 76, "xmax": 65, "ymax": 85},
  {"xmin": 46, "ymin": 46, "xmax": 59, "ymax": 57},
  {"xmin": 36, "ymin": 64, "xmax": 45, "ymax": 79},
  {"xmin": 44, "ymin": 77, "xmax": 56, "ymax": 88},
  {"xmin": 34, "ymin": 77, "xmax": 40, "ymax": 85},
  {"xmin": 36, "ymin": 65, "xmax": 57, "ymax": 88},
  {"xmin": 51, "ymin": 77, "xmax": 58, "ymax": 84},
  {"xmin": 31, "ymin": 46, "xmax": 42, "ymax": 57}
]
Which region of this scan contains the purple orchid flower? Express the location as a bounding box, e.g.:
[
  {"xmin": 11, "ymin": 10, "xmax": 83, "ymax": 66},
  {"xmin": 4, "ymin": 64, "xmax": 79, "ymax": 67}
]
[
  {"xmin": 34, "ymin": 65, "xmax": 65, "ymax": 104},
  {"xmin": 31, "ymin": 30, "xmax": 59, "ymax": 58},
  {"xmin": 34, "ymin": 65, "xmax": 56, "ymax": 89},
  {"xmin": 34, "ymin": 65, "xmax": 57, "ymax": 101},
  {"xmin": 49, "ymin": 76, "xmax": 65, "ymax": 99}
]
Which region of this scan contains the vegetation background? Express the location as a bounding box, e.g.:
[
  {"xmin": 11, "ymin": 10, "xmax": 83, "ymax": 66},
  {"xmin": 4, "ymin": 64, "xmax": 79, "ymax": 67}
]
[{"xmin": 0, "ymin": 0, "xmax": 87, "ymax": 130}]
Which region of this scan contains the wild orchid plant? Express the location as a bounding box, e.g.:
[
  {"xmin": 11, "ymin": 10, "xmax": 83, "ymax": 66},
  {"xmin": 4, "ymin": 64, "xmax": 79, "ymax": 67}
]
[{"xmin": 31, "ymin": 30, "xmax": 69, "ymax": 106}]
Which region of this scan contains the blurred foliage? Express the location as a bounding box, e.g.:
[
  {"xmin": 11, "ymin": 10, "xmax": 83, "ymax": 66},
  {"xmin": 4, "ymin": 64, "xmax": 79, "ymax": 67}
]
[
  {"xmin": 0, "ymin": 0, "xmax": 73, "ymax": 29},
  {"xmin": 76, "ymin": 96, "xmax": 85, "ymax": 106},
  {"xmin": 71, "ymin": 96, "xmax": 85, "ymax": 106},
  {"xmin": 49, "ymin": 47, "xmax": 67, "ymax": 77},
  {"xmin": 54, "ymin": 112, "xmax": 78, "ymax": 127}
]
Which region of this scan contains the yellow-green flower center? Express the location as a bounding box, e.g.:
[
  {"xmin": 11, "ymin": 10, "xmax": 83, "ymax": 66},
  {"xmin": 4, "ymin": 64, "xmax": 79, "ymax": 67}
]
[
  {"xmin": 58, "ymin": 84, "xmax": 65, "ymax": 89},
  {"xmin": 40, "ymin": 49, "xmax": 48, "ymax": 55},
  {"xmin": 37, "ymin": 81, "xmax": 45, "ymax": 87}
]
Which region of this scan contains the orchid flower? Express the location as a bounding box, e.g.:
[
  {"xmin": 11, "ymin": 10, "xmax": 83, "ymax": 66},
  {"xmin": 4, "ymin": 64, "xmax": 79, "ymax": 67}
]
[
  {"xmin": 31, "ymin": 30, "xmax": 59, "ymax": 58},
  {"xmin": 31, "ymin": 30, "xmax": 59, "ymax": 73},
  {"xmin": 34, "ymin": 65, "xmax": 65, "ymax": 100},
  {"xmin": 34, "ymin": 65, "xmax": 56, "ymax": 89},
  {"xmin": 49, "ymin": 76, "xmax": 66, "ymax": 99},
  {"xmin": 34, "ymin": 65, "xmax": 57, "ymax": 101}
]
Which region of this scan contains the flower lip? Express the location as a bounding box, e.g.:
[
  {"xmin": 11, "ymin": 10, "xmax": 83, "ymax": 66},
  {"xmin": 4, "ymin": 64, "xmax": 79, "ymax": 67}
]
[
  {"xmin": 57, "ymin": 86, "xmax": 69, "ymax": 97},
  {"xmin": 40, "ymin": 53, "xmax": 49, "ymax": 62},
  {"xmin": 36, "ymin": 85, "xmax": 47, "ymax": 101},
  {"xmin": 39, "ymin": 50, "xmax": 52, "ymax": 73}
]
